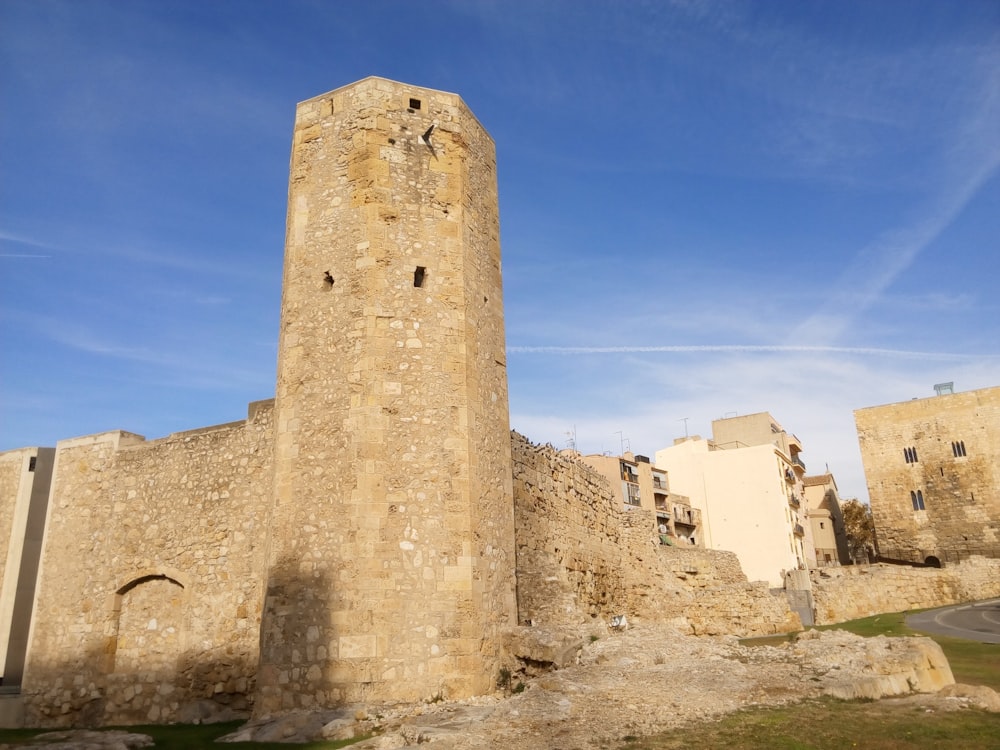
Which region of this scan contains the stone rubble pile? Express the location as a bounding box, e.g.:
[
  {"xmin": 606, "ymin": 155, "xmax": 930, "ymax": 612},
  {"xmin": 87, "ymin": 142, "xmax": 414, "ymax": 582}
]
[
  {"xmin": 9, "ymin": 621, "xmax": 994, "ymax": 750},
  {"xmin": 225, "ymin": 621, "xmax": 974, "ymax": 749}
]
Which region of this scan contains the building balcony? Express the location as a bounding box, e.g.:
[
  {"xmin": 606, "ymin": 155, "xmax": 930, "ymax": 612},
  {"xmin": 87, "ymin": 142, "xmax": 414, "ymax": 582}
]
[
  {"xmin": 789, "ymin": 494, "xmax": 801, "ymax": 509},
  {"xmin": 791, "ymin": 455, "xmax": 806, "ymax": 473},
  {"xmin": 652, "ymin": 478, "xmax": 668, "ymax": 490},
  {"xmin": 793, "ymin": 523, "xmax": 805, "ymax": 537}
]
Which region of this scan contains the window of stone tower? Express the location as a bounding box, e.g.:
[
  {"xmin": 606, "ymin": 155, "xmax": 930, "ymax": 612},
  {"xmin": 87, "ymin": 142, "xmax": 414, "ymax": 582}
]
[
  {"xmin": 414, "ymin": 266, "xmax": 426, "ymax": 287},
  {"xmin": 910, "ymin": 490, "xmax": 925, "ymax": 511},
  {"xmin": 951, "ymin": 440, "xmax": 967, "ymax": 457},
  {"xmin": 903, "ymin": 446, "xmax": 918, "ymax": 463},
  {"xmin": 409, "ymin": 98, "xmax": 421, "ymax": 110}
]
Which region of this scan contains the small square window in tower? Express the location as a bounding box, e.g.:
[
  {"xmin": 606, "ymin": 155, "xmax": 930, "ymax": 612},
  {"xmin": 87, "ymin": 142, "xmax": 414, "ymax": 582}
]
[{"xmin": 409, "ymin": 98, "xmax": 421, "ymax": 110}]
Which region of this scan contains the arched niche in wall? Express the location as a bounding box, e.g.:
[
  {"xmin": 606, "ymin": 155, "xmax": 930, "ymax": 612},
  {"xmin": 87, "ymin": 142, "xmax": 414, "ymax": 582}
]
[{"xmin": 106, "ymin": 574, "xmax": 187, "ymax": 674}]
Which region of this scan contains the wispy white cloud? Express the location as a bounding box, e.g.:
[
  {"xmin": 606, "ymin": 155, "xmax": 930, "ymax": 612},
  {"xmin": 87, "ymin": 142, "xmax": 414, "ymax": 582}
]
[
  {"xmin": 28, "ymin": 317, "xmax": 266, "ymax": 390},
  {"xmin": 509, "ymin": 344, "xmax": 990, "ymax": 359}
]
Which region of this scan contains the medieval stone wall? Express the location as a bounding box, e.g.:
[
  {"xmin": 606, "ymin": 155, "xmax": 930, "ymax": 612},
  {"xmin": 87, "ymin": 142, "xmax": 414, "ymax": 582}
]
[
  {"xmin": 21, "ymin": 401, "xmax": 274, "ymax": 727},
  {"xmin": 812, "ymin": 556, "xmax": 1000, "ymax": 625},
  {"xmin": 511, "ymin": 433, "xmax": 801, "ymax": 636},
  {"xmin": 257, "ymin": 77, "xmax": 515, "ymax": 715},
  {"xmin": 0, "ymin": 451, "xmax": 26, "ymax": 607},
  {"xmin": 855, "ymin": 386, "xmax": 1000, "ymax": 564}
]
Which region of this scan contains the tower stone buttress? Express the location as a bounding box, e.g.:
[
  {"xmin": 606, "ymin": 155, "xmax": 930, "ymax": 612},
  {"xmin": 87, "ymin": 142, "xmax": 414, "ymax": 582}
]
[{"xmin": 256, "ymin": 77, "xmax": 515, "ymax": 713}]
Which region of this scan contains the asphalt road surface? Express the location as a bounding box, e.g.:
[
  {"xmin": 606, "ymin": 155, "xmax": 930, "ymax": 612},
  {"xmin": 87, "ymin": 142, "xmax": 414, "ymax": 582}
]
[{"xmin": 906, "ymin": 598, "xmax": 1000, "ymax": 644}]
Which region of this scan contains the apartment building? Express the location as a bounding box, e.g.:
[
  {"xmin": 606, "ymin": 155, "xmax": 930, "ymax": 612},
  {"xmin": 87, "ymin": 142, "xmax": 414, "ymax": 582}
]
[
  {"xmin": 802, "ymin": 473, "xmax": 850, "ymax": 566},
  {"xmin": 580, "ymin": 452, "xmax": 701, "ymax": 546},
  {"xmin": 655, "ymin": 413, "xmax": 812, "ymax": 586}
]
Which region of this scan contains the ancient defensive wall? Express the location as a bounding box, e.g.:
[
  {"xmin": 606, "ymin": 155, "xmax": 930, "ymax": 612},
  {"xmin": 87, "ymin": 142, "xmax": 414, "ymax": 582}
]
[
  {"xmin": 2, "ymin": 78, "xmax": 1000, "ymax": 730},
  {"xmin": 855, "ymin": 385, "xmax": 1000, "ymax": 565},
  {"xmin": 17, "ymin": 402, "xmax": 274, "ymax": 726}
]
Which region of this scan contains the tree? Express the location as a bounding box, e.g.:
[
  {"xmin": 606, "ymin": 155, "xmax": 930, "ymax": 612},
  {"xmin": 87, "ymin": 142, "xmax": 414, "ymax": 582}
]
[{"xmin": 841, "ymin": 498, "xmax": 877, "ymax": 564}]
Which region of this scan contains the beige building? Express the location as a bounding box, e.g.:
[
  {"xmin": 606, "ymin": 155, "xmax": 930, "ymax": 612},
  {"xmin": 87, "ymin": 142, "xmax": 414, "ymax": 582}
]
[
  {"xmin": 580, "ymin": 452, "xmax": 701, "ymax": 546},
  {"xmin": 802, "ymin": 474, "xmax": 849, "ymax": 566},
  {"xmin": 855, "ymin": 384, "xmax": 1000, "ymax": 566},
  {"xmin": 655, "ymin": 413, "xmax": 812, "ymax": 586}
]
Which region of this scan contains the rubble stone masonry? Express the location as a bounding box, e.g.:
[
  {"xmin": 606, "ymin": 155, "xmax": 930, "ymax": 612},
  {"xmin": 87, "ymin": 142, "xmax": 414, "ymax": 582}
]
[
  {"xmin": 855, "ymin": 386, "xmax": 1000, "ymax": 564},
  {"xmin": 812, "ymin": 556, "xmax": 1000, "ymax": 625},
  {"xmin": 19, "ymin": 402, "xmax": 274, "ymax": 726},
  {"xmin": 256, "ymin": 78, "xmax": 515, "ymax": 715},
  {"xmin": 511, "ymin": 433, "xmax": 801, "ymax": 637},
  {"xmin": 3, "ymin": 79, "xmax": 998, "ymax": 730}
]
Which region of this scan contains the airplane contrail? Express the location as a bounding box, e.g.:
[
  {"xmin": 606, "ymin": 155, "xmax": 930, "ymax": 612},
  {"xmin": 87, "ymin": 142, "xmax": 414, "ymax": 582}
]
[{"xmin": 507, "ymin": 344, "xmax": 990, "ymax": 360}]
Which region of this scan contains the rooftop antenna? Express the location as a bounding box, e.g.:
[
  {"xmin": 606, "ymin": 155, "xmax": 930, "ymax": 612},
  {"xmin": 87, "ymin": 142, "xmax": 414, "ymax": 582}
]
[
  {"xmin": 933, "ymin": 382, "xmax": 954, "ymax": 396},
  {"xmin": 678, "ymin": 417, "xmax": 689, "ymax": 438},
  {"xmin": 614, "ymin": 430, "xmax": 625, "ymax": 455},
  {"xmin": 565, "ymin": 425, "xmax": 577, "ymax": 451}
]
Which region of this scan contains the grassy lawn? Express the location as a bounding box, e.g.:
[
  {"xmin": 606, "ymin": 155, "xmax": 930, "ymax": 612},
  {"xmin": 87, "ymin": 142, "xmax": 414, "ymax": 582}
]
[
  {"xmin": 0, "ymin": 720, "xmax": 367, "ymax": 748},
  {"xmin": 618, "ymin": 696, "xmax": 1000, "ymax": 750}
]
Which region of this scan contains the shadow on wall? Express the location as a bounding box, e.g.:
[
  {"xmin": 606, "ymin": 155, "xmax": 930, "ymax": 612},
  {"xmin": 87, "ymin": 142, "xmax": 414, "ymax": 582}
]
[
  {"xmin": 255, "ymin": 554, "xmax": 337, "ymax": 715},
  {"xmin": 20, "ymin": 643, "xmax": 257, "ymax": 729},
  {"xmin": 20, "ymin": 571, "xmax": 261, "ymax": 728}
]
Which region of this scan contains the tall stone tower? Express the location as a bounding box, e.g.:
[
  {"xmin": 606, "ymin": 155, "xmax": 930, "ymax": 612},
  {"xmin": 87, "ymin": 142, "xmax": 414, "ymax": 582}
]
[{"xmin": 255, "ymin": 78, "xmax": 515, "ymax": 713}]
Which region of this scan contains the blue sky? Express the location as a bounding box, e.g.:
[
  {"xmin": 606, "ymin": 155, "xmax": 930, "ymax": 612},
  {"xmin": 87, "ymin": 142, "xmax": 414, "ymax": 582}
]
[{"xmin": 2, "ymin": 0, "xmax": 998, "ymax": 503}]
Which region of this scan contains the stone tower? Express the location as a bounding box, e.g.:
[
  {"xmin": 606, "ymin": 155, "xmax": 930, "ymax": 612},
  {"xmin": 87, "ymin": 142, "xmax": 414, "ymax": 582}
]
[{"xmin": 255, "ymin": 78, "xmax": 515, "ymax": 713}]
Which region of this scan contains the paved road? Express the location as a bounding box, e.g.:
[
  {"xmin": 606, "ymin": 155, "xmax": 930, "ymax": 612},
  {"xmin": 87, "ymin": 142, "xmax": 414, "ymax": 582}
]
[{"xmin": 906, "ymin": 598, "xmax": 1000, "ymax": 644}]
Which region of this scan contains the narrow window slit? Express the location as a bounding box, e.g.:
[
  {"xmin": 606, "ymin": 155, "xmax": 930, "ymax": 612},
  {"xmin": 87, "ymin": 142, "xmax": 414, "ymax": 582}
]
[{"xmin": 413, "ymin": 266, "xmax": 426, "ymax": 287}]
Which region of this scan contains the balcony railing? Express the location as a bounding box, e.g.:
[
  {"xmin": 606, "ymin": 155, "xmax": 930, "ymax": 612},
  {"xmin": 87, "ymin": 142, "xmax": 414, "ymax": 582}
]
[
  {"xmin": 789, "ymin": 494, "xmax": 801, "ymax": 509},
  {"xmin": 791, "ymin": 455, "xmax": 806, "ymax": 473},
  {"xmin": 793, "ymin": 523, "xmax": 805, "ymax": 537}
]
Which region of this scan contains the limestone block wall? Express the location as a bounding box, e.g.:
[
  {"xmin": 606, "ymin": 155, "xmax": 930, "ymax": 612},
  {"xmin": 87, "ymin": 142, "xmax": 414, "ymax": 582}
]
[
  {"xmin": 511, "ymin": 433, "xmax": 801, "ymax": 636},
  {"xmin": 811, "ymin": 556, "xmax": 1000, "ymax": 625},
  {"xmin": 257, "ymin": 77, "xmax": 514, "ymax": 715},
  {"xmin": 0, "ymin": 448, "xmax": 54, "ymax": 689},
  {"xmin": 855, "ymin": 386, "xmax": 1000, "ymax": 564},
  {"xmin": 21, "ymin": 401, "xmax": 274, "ymax": 727},
  {"xmin": 0, "ymin": 452, "xmax": 24, "ymax": 598}
]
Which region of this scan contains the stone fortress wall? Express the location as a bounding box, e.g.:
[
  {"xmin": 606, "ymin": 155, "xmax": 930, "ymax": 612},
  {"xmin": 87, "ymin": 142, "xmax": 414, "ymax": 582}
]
[
  {"xmin": 18, "ymin": 401, "xmax": 274, "ymax": 726},
  {"xmin": 855, "ymin": 386, "xmax": 1000, "ymax": 564},
  {"xmin": 3, "ymin": 77, "xmax": 1000, "ymax": 730},
  {"xmin": 811, "ymin": 556, "xmax": 1000, "ymax": 625},
  {"xmin": 511, "ymin": 433, "xmax": 802, "ymax": 637},
  {"xmin": 256, "ymin": 78, "xmax": 515, "ymax": 714},
  {"xmin": 0, "ymin": 447, "xmax": 54, "ymax": 691},
  {"xmin": 4, "ymin": 414, "xmax": 1000, "ymax": 727}
]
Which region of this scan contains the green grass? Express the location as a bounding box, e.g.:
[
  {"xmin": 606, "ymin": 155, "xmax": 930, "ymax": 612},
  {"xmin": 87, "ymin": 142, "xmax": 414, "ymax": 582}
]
[
  {"xmin": 0, "ymin": 720, "xmax": 368, "ymax": 748},
  {"xmin": 618, "ymin": 696, "xmax": 1000, "ymax": 750}
]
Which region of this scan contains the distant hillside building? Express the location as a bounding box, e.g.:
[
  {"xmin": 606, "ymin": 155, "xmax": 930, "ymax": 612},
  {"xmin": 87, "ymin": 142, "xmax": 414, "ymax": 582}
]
[
  {"xmin": 801, "ymin": 474, "xmax": 849, "ymax": 566},
  {"xmin": 655, "ymin": 413, "xmax": 812, "ymax": 586},
  {"xmin": 855, "ymin": 384, "xmax": 1000, "ymax": 566},
  {"xmin": 580, "ymin": 452, "xmax": 701, "ymax": 546}
]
